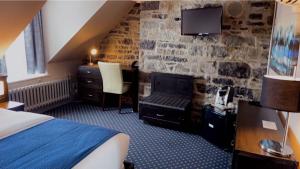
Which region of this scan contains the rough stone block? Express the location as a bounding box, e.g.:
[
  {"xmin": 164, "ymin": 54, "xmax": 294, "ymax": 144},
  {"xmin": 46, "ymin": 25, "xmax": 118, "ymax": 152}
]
[
  {"xmin": 196, "ymin": 83, "xmax": 218, "ymax": 95},
  {"xmin": 252, "ymin": 67, "xmax": 267, "ymax": 80},
  {"xmin": 141, "ymin": 1, "xmax": 160, "ymax": 10},
  {"xmin": 218, "ymin": 62, "xmax": 251, "ymax": 79},
  {"xmin": 222, "ymin": 25, "xmax": 231, "ymax": 30},
  {"xmin": 252, "ymin": 28, "xmax": 268, "ymax": 34},
  {"xmin": 140, "ymin": 40, "xmax": 156, "ymax": 50},
  {"xmin": 251, "ymin": 2, "xmax": 272, "ymax": 8},
  {"xmin": 247, "ymin": 21, "xmax": 264, "ymax": 26},
  {"xmin": 249, "ymin": 13, "xmax": 263, "ymax": 20},
  {"xmin": 212, "ymin": 78, "xmax": 234, "ymax": 86},
  {"xmin": 120, "ymin": 22, "xmax": 129, "ymax": 26},
  {"xmin": 127, "ymin": 16, "xmax": 140, "ymax": 21},
  {"xmin": 163, "ymin": 56, "xmax": 188, "ymax": 63},
  {"xmin": 152, "ymin": 13, "xmax": 168, "ymax": 19},
  {"xmin": 123, "ymin": 38, "xmax": 133, "ymax": 45},
  {"xmin": 199, "ymin": 61, "xmax": 217, "ymax": 75},
  {"xmin": 222, "ymin": 35, "xmax": 255, "ymax": 47},
  {"xmin": 174, "ymin": 64, "xmax": 190, "ymax": 74},
  {"xmin": 211, "ymin": 46, "xmax": 228, "ymax": 58},
  {"xmin": 190, "ymin": 45, "xmax": 210, "ymax": 56},
  {"xmin": 134, "ymin": 3, "xmax": 140, "ymax": 8},
  {"xmin": 234, "ymin": 87, "xmax": 253, "ymax": 100},
  {"xmin": 141, "ymin": 21, "xmax": 159, "ymax": 29}
]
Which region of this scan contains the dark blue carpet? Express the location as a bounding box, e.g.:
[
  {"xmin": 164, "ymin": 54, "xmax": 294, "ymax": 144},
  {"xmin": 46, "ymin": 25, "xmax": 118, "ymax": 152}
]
[{"xmin": 45, "ymin": 102, "xmax": 231, "ymax": 169}]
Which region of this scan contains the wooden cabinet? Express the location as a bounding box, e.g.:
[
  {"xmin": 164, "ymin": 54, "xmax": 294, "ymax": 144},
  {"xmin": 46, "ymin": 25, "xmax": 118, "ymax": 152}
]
[
  {"xmin": 78, "ymin": 65, "xmax": 102, "ymax": 103},
  {"xmin": 232, "ymin": 101, "xmax": 299, "ymax": 169}
]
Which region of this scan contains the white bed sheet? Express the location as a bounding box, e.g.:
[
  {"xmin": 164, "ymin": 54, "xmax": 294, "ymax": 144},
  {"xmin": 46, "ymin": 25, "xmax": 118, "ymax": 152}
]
[
  {"xmin": 0, "ymin": 109, "xmax": 129, "ymax": 169},
  {"xmin": 0, "ymin": 108, "xmax": 54, "ymax": 139},
  {"xmin": 74, "ymin": 133, "xmax": 129, "ymax": 169}
]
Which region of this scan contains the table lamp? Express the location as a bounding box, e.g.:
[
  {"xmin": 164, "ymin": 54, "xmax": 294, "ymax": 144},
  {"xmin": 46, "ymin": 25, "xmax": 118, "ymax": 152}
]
[
  {"xmin": 260, "ymin": 75, "xmax": 300, "ymax": 157},
  {"xmin": 89, "ymin": 48, "xmax": 98, "ymax": 65},
  {"xmin": 0, "ymin": 74, "xmax": 8, "ymax": 102}
]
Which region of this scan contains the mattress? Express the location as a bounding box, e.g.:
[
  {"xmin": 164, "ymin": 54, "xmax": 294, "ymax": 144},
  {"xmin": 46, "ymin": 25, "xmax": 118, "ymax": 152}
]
[{"xmin": 0, "ymin": 108, "xmax": 129, "ymax": 169}]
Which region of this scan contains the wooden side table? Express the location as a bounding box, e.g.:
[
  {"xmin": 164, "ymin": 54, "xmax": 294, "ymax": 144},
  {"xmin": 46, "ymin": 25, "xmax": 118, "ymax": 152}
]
[
  {"xmin": 0, "ymin": 101, "xmax": 25, "ymax": 111},
  {"xmin": 233, "ymin": 101, "xmax": 299, "ymax": 169}
]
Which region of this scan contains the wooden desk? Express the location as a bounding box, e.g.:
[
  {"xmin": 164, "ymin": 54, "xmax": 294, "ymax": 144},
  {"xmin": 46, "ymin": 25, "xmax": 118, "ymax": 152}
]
[
  {"xmin": 0, "ymin": 101, "xmax": 25, "ymax": 111},
  {"xmin": 78, "ymin": 65, "xmax": 139, "ymax": 111},
  {"xmin": 233, "ymin": 101, "xmax": 299, "ymax": 169}
]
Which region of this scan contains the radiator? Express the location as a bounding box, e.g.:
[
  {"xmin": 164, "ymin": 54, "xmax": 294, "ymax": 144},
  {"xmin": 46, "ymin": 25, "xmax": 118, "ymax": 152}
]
[{"xmin": 9, "ymin": 77, "xmax": 76, "ymax": 112}]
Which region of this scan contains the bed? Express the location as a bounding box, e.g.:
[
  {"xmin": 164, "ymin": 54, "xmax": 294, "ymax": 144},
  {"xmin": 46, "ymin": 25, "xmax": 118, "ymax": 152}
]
[{"xmin": 0, "ymin": 108, "xmax": 130, "ymax": 169}]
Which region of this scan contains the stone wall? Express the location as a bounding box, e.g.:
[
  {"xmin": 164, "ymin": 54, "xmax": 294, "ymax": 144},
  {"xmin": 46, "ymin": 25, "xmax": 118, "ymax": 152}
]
[
  {"xmin": 139, "ymin": 1, "xmax": 274, "ymax": 120},
  {"xmin": 93, "ymin": 3, "xmax": 140, "ymax": 66}
]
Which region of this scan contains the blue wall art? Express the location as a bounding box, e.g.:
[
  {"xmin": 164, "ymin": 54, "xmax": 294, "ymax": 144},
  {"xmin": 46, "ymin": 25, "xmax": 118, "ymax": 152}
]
[{"xmin": 269, "ymin": 3, "xmax": 300, "ymax": 76}]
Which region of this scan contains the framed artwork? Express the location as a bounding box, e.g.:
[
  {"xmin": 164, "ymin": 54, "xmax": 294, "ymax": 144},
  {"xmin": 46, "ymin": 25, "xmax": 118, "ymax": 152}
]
[{"xmin": 269, "ymin": 3, "xmax": 300, "ymax": 76}]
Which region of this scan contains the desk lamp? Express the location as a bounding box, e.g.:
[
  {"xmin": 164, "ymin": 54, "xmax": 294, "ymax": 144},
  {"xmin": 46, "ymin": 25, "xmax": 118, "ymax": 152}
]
[
  {"xmin": 260, "ymin": 75, "xmax": 300, "ymax": 157},
  {"xmin": 89, "ymin": 48, "xmax": 98, "ymax": 65}
]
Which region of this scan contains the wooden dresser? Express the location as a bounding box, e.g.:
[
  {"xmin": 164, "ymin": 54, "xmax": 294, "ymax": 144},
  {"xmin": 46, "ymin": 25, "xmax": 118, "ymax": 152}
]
[
  {"xmin": 233, "ymin": 101, "xmax": 299, "ymax": 169},
  {"xmin": 78, "ymin": 65, "xmax": 103, "ymax": 103}
]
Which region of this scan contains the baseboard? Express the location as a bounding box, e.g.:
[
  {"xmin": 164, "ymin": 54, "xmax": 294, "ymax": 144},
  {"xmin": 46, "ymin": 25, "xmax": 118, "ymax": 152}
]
[{"xmin": 33, "ymin": 100, "xmax": 73, "ymax": 114}]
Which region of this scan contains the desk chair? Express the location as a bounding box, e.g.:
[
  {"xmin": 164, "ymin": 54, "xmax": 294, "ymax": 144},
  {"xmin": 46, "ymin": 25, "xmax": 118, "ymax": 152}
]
[{"xmin": 98, "ymin": 62, "xmax": 130, "ymax": 113}]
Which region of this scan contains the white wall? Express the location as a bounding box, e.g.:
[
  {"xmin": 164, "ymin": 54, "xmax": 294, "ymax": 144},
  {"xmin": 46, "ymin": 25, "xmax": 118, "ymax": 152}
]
[
  {"xmin": 42, "ymin": 1, "xmax": 106, "ymax": 61},
  {"xmin": 8, "ymin": 60, "xmax": 81, "ymax": 90},
  {"xmin": 45, "ymin": 1, "xmax": 135, "ymax": 62},
  {"xmin": 0, "ymin": 1, "xmax": 45, "ymax": 56},
  {"xmin": 290, "ymin": 114, "xmax": 300, "ymax": 141}
]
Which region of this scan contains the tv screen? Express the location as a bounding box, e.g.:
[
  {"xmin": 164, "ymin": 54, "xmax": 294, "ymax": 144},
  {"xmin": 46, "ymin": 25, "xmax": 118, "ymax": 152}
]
[{"xmin": 181, "ymin": 7, "xmax": 223, "ymax": 35}]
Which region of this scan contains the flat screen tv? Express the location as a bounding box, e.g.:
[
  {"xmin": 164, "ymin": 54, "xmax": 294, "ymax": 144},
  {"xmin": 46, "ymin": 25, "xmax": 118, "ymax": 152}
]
[{"xmin": 181, "ymin": 7, "xmax": 223, "ymax": 36}]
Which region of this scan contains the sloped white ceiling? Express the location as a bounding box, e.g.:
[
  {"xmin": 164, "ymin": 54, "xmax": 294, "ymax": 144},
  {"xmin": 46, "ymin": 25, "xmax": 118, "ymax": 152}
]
[
  {"xmin": 42, "ymin": 1, "xmax": 106, "ymax": 62},
  {"xmin": 0, "ymin": 1, "xmax": 45, "ymax": 56},
  {"xmin": 42, "ymin": 0, "xmax": 135, "ymax": 63}
]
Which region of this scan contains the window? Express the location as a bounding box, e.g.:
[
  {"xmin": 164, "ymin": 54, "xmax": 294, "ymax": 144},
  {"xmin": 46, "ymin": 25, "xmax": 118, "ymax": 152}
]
[
  {"xmin": 5, "ymin": 11, "xmax": 46, "ymax": 83},
  {"xmin": 5, "ymin": 32, "xmax": 46, "ymax": 83},
  {"xmin": 5, "ymin": 32, "xmax": 28, "ymax": 82}
]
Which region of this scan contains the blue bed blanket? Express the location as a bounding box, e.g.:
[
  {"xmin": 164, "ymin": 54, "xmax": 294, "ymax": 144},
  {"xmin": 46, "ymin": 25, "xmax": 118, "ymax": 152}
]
[{"xmin": 0, "ymin": 119, "xmax": 119, "ymax": 169}]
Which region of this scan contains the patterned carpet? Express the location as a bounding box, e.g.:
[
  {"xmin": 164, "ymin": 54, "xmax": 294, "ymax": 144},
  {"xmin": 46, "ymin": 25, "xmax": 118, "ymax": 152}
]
[{"xmin": 45, "ymin": 102, "xmax": 232, "ymax": 169}]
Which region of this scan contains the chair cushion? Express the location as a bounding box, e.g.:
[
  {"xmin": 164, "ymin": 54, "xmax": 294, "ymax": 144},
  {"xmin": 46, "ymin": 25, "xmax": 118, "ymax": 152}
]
[
  {"xmin": 105, "ymin": 83, "xmax": 130, "ymax": 95},
  {"xmin": 140, "ymin": 93, "xmax": 191, "ymax": 111}
]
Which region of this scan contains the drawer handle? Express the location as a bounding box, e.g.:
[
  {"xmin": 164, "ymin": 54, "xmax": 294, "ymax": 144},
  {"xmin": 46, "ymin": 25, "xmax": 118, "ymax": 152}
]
[
  {"xmin": 88, "ymin": 94, "xmax": 93, "ymax": 97},
  {"xmin": 86, "ymin": 71, "xmax": 91, "ymax": 74},
  {"xmin": 156, "ymin": 114, "xmax": 165, "ymax": 117},
  {"xmin": 86, "ymin": 80, "xmax": 93, "ymax": 84}
]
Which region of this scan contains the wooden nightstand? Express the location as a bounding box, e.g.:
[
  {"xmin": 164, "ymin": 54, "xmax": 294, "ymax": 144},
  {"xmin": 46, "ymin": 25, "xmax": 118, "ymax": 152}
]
[{"xmin": 0, "ymin": 101, "xmax": 25, "ymax": 111}]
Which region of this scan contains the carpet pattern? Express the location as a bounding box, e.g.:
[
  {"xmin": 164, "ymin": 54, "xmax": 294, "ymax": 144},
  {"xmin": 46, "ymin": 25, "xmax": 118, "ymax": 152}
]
[{"xmin": 45, "ymin": 102, "xmax": 232, "ymax": 169}]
